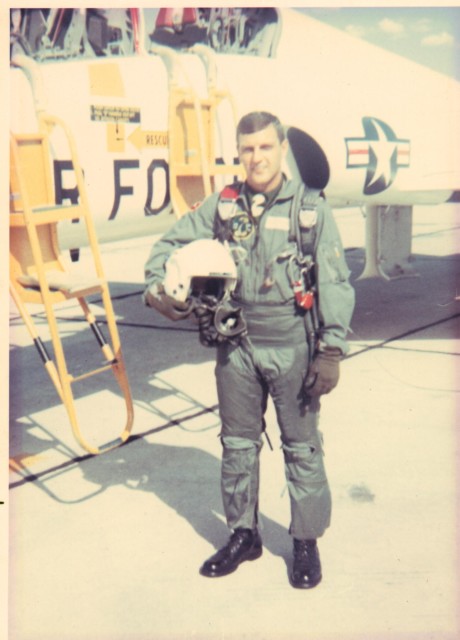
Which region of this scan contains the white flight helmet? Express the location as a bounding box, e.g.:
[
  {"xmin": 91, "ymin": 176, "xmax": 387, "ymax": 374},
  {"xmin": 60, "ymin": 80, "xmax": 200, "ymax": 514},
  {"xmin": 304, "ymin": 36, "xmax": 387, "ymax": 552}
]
[{"xmin": 164, "ymin": 239, "xmax": 237, "ymax": 303}]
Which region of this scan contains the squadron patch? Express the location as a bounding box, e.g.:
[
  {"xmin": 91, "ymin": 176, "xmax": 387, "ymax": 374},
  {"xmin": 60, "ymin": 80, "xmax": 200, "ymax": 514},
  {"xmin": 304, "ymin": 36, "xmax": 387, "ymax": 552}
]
[{"xmin": 230, "ymin": 213, "xmax": 254, "ymax": 240}]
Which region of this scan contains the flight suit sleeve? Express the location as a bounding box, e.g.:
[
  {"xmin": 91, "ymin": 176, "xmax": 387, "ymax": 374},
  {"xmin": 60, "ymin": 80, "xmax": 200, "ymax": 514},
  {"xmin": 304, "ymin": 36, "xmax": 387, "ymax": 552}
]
[
  {"xmin": 143, "ymin": 193, "xmax": 220, "ymax": 295},
  {"xmin": 313, "ymin": 199, "xmax": 355, "ymax": 354}
]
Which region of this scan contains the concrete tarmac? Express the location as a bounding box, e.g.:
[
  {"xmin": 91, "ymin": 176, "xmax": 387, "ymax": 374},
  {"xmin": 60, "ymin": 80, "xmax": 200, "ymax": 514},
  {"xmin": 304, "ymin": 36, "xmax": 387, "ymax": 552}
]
[{"xmin": 7, "ymin": 205, "xmax": 460, "ymax": 640}]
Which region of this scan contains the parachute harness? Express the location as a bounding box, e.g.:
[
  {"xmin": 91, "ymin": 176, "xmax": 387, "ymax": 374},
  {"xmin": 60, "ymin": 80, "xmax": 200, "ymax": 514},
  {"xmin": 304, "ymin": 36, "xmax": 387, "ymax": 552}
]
[
  {"xmin": 187, "ymin": 183, "xmax": 322, "ymax": 348},
  {"xmin": 288, "ymin": 253, "xmax": 315, "ymax": 311}
]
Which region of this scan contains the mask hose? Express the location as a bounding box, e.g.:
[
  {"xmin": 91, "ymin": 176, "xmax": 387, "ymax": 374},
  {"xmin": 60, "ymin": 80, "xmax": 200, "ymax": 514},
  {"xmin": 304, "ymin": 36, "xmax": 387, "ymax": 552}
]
[{"xmin": 193, "ymin": 296, "xmax": 247, "ymax": 347}]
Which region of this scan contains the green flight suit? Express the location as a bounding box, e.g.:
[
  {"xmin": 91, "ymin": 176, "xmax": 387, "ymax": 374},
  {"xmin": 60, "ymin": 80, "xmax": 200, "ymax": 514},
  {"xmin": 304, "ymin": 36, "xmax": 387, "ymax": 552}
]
[{"xmin": 144, "ymin": 178, "xmax": 355, "ymax": 539}]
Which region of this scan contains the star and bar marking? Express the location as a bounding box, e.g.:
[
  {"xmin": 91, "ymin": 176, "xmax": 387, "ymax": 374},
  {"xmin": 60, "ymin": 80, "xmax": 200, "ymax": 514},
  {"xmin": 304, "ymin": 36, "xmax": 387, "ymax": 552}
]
[{"xmin": 345, "ymin": 117, "xmax": 410, "ymax": 195}]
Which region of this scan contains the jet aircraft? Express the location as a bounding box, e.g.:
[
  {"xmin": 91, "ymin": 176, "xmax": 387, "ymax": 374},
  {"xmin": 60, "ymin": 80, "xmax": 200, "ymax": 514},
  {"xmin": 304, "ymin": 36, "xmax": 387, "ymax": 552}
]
[{"xmin": 9, "ymin": 7, "xmax": 460, "ymax": 279}]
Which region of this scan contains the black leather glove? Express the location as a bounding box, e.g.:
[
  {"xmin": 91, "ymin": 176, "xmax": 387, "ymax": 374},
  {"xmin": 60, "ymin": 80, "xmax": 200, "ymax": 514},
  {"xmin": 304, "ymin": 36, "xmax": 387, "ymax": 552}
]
[
  {"xmin": 304, "ymin": 347, "xmax": 341, "ymax": 396},
  {"xmin": 143, "ymin": 282, "xmax": 193, "ymax": 321}
]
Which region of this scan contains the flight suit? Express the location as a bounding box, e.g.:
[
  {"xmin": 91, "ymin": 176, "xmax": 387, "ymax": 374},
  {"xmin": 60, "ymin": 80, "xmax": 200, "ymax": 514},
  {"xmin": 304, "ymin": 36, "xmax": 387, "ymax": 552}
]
[{"xmin": 144, "ymin": 178, "xmax": 355, "ymax": 540}]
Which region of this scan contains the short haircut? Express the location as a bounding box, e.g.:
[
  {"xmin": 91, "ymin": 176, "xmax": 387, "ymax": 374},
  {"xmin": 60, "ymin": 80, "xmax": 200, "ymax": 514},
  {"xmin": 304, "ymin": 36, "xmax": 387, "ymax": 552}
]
[{"xmin": 236, "ymin": 111, "xmax": 285, "ymax": 144}]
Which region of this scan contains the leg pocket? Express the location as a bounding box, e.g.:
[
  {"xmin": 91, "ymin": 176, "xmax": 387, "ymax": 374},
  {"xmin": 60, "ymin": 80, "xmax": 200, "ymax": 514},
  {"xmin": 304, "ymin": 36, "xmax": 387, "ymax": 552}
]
[
  {"xmin": 221, "ymin": 437, "xmax": 262, "ymax": 530},
  {"xmin": 283, "ymin": 441, "xmax": 331, "ymax": 539}
]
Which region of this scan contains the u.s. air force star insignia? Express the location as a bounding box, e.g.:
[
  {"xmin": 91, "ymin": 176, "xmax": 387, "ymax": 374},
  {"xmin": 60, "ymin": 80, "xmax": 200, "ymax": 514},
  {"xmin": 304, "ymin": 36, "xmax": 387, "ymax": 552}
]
[
  {"xmin": 345, "ymin": 116, "xmax": 410, "ymax": 195},
  {"xmin": 231, "ymin": 213, "xmax": 254, "ymax": 240}
]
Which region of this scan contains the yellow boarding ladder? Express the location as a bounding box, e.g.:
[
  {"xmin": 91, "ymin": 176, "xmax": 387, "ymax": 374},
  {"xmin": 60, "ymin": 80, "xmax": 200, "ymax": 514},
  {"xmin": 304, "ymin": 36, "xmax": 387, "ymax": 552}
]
[
  {"xmin": 152, "ymin": 44, "xmax": 244, "ymax": 217},
  {"xmin": 9, "ymin": 113, "xmax": 134, "ymax": 455}
]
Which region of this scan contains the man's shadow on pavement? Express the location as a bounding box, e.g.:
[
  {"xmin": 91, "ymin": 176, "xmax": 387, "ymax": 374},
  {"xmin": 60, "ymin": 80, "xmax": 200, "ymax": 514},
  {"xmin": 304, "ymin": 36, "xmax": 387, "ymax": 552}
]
[{"xmin": 81, "ymin": 438, "xmax": 292, "ymax": 568}]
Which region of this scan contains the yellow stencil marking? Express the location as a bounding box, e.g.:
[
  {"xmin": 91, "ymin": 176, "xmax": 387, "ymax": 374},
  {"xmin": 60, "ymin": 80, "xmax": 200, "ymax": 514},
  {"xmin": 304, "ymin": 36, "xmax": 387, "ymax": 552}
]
[
  {"xmin": 88, "ymin": 63, "xmax": 125, "ymax": 97},
  {"xmin": 128, "ymin": 127, "xmax": 169, "ymax": 151}
]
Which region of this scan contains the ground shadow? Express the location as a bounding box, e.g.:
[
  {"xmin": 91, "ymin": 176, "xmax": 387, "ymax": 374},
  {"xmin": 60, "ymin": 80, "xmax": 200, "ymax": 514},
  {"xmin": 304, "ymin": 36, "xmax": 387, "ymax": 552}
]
[
  {"xmin": 346, "ymin": 249, "xmax": 459, "ymax": 343},
  {"xmin": 78, "ymin": 438, "xmax": 292, "ymax": 562},
  {"xmin": 10, "ymin": 249, "xmax": 459, "ymax": 425}
]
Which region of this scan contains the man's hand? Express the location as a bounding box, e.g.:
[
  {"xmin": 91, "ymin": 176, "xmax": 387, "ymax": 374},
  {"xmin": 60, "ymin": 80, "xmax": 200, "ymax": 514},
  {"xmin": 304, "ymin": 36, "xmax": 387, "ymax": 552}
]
[
  {"xmin": 143, "ymin": 282, "xmax": 193, "ymax": 321},
  {"xmin": 304, "ymin": 347, "xmax": 341, "ymax": 396}
]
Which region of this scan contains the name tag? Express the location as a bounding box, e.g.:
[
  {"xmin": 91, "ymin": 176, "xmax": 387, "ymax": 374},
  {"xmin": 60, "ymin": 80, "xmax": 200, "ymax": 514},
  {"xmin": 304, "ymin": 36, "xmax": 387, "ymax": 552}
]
[{"xmin": 265, "ymin": 216, "xmax": 290, "ymax": 231}]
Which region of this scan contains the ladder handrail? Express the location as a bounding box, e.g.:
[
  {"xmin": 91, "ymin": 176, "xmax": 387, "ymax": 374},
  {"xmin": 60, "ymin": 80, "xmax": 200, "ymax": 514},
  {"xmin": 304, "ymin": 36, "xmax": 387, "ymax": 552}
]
[
  {"xmin": 151, "ymin": 44, "xmax": 245, "ymax": 216},
  {"xmin": 151, "ymin": 45, "xmax": 213, "ymax": 208},
  {"xmin": 38, "ymin": 112, "xmax": 125, "ymax": 357},
  {"xmin": 10, "ymin": 115, "xmax": 134, "ymax": 455}
]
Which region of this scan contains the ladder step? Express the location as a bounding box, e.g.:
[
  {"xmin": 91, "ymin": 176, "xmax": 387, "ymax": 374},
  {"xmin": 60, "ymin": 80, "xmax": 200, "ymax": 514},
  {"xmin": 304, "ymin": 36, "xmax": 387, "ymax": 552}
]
[
  {"xmin": 15, "ymin": 133, "xmax": 46, "ymax": 143},
  {"xmin": 69, "ymin": 363, "xmax": 115, "ymax": 383},
  {"xmin": 30, "ymin": 204, "xmax": 84, "ymax": 225},
  {"xmin": 17, "ymin": 270, "xmax": 103, "ymax": 296},
  {"xmin": 11, "ymin": 205, "xmax": 84, "ymax": 226},
  {"xmin": 178, "ymin": 99, "xmax": 212, "ymax": 108}
]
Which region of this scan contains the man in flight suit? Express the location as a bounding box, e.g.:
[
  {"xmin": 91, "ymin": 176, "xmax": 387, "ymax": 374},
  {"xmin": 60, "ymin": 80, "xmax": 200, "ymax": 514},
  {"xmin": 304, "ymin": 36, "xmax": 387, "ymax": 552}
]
[{"xmin": 143, "ymin": 111, "xmax": 355, "ymax": 589}]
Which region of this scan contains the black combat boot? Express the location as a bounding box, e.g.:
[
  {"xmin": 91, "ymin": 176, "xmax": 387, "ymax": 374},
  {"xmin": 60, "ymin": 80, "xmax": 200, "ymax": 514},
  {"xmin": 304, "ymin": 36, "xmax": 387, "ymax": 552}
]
[
  {"xmin": 200, "ymin": 528, "xmax": 263, "ymax": 577},
  {"xmin": 289, "ymin": 538, "xmax": 322, "ymax": 589}
]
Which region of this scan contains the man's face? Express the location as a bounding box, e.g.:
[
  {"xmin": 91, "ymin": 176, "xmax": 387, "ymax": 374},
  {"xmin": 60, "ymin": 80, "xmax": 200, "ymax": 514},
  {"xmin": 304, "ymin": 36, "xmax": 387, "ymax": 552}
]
[{"xmin": 237, "ymin": 124, "xmax": 288, "ymax": 193}]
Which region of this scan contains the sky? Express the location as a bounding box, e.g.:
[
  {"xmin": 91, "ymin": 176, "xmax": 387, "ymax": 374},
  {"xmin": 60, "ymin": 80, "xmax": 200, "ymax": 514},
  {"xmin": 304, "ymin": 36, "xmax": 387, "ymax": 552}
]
[{"xmin": 297, "ymin": 7, "xmax": 460, "ymax": 81}]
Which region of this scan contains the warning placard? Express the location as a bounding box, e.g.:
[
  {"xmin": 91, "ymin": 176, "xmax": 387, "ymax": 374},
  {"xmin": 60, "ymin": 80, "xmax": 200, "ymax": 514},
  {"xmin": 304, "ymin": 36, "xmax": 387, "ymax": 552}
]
[{"xmin": 91, "ymin": 105, "xmax": 141, "ymax": 123}]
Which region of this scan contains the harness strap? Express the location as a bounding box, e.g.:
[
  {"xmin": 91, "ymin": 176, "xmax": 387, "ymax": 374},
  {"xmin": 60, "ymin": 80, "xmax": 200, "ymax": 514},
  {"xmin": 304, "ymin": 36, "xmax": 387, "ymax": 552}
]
[{"xmin": 290, "ymin": 184, "xmax": 323, "ymax": 257}]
